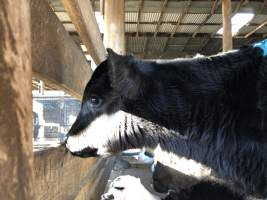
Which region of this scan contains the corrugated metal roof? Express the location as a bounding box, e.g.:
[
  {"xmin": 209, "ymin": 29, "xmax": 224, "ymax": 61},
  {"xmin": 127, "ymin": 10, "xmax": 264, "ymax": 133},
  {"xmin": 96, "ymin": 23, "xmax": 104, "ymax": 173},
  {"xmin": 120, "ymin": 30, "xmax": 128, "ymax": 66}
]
[
  {"xmin": 181, "ymin": 14, "xmax": 209, "ymax": 24},
  {"xmin": 176, "ymin": 25, "xmax": 199, "ymax": 33},
  {"xmin": 147, "ymin": 37, "xmax": 168, "ymax": 52},
  {"xmin": 49, "ymin": 0, "xmax": 267, "ymax": 59},
  {"xmin": 165, "ymin": 45, "xmax": 185, "ymax": 52},
  {"xmin": 125, "ymin": 23, "xmax": 137, "ymax": 32},
  {"xmin": 238, "ymin": 26, "xmax": 257, "ymax": 35},
  {"xmin": 125, "ymin": 1, "xmax": 139, "ymax": 12},
  {"xmin": 127, "ymin": 36, "xmax": 147, "ymax": 52},
  {"xmin": 168, "ymin": 37, "xmax": 190, "ymax": 45},
  {"xmin": 250, "ymin": 15, "xmax": 267, "ymax": 25},
  {"xmin": 239, "ymin": 1, "xmax": 263, "ymax": 14},
  {"xmin": 189, "ymin": 6, "xmax": 212, "ymax": 14},
  {"xmin": 158, "ymin": 23, "xmax": 175, "ymax": 33},
  {"xmin": 139, "ymin": 24, "xmax": 157, "ymax": 32},
  {"xmin": 255, "ymin": 26, "xmax": 267, "ymax": 33},
  {"xmin": 233, "ymin": 38, "xmax": 253, "ymax": 48},
  {"xmin": 184, "ymin": 45, "xmax": 202, "ymax": 52},
  {"xmin": 161, "ymin": 13, "xmax": 181, "ymax": 23},
  {"xmin": 142, "ymin": 1, "xmax": 162, "ymax": 13},
  {"xmin": 206, "ymin": 14, "xmax": 222, "ymax": 24},
  {"xmin": 125, "ymin": 12, "xmax": 138, "ymax": 22},
  {"xmin": 198, "ymin": 25, "xmax": 221, "ymax": 34},
  {"xmin": 164, "ymin": 1, "xmax": 188, "ymax": 13},
  {"xmin": 140, "ymin": 12, "xmax": 161, "ymax": 23},
  {"xmin": 188, "ymin": 37, "xmax": 207, "ymax": 46}
]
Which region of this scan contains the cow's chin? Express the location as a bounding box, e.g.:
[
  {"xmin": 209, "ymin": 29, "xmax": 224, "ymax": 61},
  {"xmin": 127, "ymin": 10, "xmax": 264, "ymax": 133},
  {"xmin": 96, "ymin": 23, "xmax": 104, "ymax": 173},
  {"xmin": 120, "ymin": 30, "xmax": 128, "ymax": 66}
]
[{"xmin": 69, "ymin": 146, "xmax": 111, "ymax": 158}]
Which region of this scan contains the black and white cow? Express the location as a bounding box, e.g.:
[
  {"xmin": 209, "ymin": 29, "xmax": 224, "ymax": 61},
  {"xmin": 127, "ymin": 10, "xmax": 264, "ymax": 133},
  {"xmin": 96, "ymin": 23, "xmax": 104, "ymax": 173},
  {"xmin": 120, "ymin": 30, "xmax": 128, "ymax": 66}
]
[{"xmin": 66, "ymin": 46, "xmax": 267, "ymax": 198}]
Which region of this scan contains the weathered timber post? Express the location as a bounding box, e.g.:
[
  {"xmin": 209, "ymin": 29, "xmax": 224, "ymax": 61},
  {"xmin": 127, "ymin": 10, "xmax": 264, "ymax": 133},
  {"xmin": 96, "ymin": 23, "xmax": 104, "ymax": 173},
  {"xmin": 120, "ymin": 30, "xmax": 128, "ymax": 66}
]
[
  {"xmin": 0, "ymin": 0, "xmax": 34, "ymax": 199},
  {"xmin": 104, "ymin": 0, "xmax": 126, "ymax": 55},
  {"xmin": 62, "ymin": 0, "xmax": 106, "ymax": 65},
  {"xmin": 222, "ymin": 0, "xmax": 233, "ymax": 51}
]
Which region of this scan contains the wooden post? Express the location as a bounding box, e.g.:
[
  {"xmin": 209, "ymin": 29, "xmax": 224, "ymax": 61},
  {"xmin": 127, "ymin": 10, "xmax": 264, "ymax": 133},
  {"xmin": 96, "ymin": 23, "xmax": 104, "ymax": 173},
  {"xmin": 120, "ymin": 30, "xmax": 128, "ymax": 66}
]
[
  {"xmin": 0, "ymin": 0, "xmax": 34, "ymax": 199},
  {"xmin": 222, "ymin": 0, "xmax": 233, "ymax": 51},
  {"xmin": 62, "ymin": 0, "xmax": 106, "ymax": 65},
  {"xmin": 104, "ymin": 0, "xmax": 126, "ymax": 55},
  {"xmin": 31, "ymin": 0, "xmax": 92, "ymax": 99}
]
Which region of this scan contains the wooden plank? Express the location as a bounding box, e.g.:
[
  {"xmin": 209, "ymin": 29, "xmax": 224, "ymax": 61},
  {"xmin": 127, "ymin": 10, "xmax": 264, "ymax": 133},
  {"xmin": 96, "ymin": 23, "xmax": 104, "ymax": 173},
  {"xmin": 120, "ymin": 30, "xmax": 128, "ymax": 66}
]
[
  {"xmin": 245, "ymin": 20, "xmax": 267, "ymax": 38},
  {"xmin": 34, "ymin": 146, "xmax": 115, "ymax": 200},
  {"xmin": 222, "ymin": 0, "xmax": 233, "ymax": 51},
  {"xmin": 162, "ymin": 0, "xmax": 192, "ymax": 52},
  {"xmin": 62, "ymin": 0, "xmax": 106, "ymax": 65},
  {"xmin": 154, "ymin": 0, "xmax": 168, "ymax": 37},
  {"xmin": 31, "ymin": 0, "xmax": 92, "ymax": 99},
  {"xmin": 0, "ymin": 0, "xmax": 34, "ymax": 199},
  {"xmin": 192, "ymin": 0, "xmax": 219, "ymax": 38},
  {"xmin": 104, "ymin": 0, "xmax": 126, "ymax": 54},
  {"xmin": 136, "ymin": 0, "xmax": 144, "ymax": 37}
]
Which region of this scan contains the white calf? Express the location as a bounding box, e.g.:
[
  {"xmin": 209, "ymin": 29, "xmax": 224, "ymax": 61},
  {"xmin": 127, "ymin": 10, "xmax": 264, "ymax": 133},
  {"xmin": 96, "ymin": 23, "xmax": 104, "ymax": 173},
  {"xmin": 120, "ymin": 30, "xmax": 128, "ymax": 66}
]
[{"xmin": 102, "ymin": 175, "xmax": 161, "ymax": 200}]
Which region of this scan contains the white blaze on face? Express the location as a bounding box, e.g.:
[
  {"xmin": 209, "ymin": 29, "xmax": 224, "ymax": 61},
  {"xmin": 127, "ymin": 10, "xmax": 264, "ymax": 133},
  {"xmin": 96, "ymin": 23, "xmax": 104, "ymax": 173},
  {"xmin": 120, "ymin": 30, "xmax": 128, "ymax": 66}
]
[
  {"xmin": 66, "ymin": 110, "xmax": 127, "ymax": 154},
  {"xmin": 66, "ymin": 109, "xmax": 188, "ymax": 155}
]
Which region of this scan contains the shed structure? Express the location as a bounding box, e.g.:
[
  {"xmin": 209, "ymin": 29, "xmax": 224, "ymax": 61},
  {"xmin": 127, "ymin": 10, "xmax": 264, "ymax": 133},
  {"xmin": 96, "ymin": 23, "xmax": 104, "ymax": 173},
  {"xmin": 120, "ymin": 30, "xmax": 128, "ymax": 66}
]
[{"xmin": 1, "ymin": 0, "xmax": 267, "ymax": 200}]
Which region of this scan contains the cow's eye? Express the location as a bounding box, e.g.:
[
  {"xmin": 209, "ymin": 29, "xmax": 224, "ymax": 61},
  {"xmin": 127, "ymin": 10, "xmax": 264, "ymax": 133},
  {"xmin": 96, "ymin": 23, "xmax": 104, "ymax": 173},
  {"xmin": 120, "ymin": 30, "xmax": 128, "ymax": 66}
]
[
  {"xmin": 114, "ymin": 186, "xmax": 125, "ymax": 191},
  {"xmin": 90, "ymin": 96, "xmax": 102, "ymax": 107}
]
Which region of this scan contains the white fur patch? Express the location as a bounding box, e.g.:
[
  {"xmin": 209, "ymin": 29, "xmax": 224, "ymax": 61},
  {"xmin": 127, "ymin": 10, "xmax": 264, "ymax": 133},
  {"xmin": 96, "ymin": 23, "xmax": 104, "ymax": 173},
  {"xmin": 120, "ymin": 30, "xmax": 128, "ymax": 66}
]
[
  {"xmin": 66, "ymin": 110, "xmax": 187, "ymax": 155},
  {"xmin": 66, "ymin": 111, "xmax": 126, "ymax": 154},
  {"xmin": 154, "ymin": 145, "xmax": 213, "ymax": 179},
  {"xmin": 102, "ymin": 175, "xmax": 161, "ymax": 200}
]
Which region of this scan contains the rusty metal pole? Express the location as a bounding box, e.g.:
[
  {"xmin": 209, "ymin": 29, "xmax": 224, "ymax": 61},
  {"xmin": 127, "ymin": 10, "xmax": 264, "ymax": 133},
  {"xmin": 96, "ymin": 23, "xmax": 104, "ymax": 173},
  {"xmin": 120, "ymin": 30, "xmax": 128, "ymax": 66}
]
[
  {"xmin": 104, "ymin": 0, "xmax": 126, "ymax": 55},
  {"xmin": 222, "ymin": 0, "xmax": 233, "ymax": 51},
  {"xmin": 0, "ymin": 0, "xmax": 34, "ymax": 199}
]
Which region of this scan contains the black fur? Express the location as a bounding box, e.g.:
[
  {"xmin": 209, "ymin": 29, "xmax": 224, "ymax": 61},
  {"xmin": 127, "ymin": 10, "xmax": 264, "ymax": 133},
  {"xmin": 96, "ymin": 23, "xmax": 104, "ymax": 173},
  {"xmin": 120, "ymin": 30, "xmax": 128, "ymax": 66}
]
[
  {"xmin": 162, "ymin": 181, "xmax": 245, "ymax": 200},
  {"xmin": 153, "ymin": 162, "xmax": 199, "ymax": 194},
  {"xmin": 67, "ymin": 46, "xmax": 267, "ymax": 197}
]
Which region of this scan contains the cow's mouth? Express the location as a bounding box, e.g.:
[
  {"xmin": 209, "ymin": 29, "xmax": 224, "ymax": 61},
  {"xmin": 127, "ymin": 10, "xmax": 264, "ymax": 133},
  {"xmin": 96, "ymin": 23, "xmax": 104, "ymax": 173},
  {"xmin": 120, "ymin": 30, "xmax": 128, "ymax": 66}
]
[{"xmin": 70, "ymin": 147, "xmax": 99, "ymax": 158}]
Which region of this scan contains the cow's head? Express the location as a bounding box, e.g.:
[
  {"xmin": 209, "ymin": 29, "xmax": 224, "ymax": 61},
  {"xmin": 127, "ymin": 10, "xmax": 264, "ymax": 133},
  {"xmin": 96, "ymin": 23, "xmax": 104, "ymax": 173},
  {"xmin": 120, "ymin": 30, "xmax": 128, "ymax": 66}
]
[
  {"xmin": 65, "ymin": 46, "xmax": 264, "ymax": 157},
  {"xmin": 65, "ymin": 49, "xmax": 186, "ymax": 157}
]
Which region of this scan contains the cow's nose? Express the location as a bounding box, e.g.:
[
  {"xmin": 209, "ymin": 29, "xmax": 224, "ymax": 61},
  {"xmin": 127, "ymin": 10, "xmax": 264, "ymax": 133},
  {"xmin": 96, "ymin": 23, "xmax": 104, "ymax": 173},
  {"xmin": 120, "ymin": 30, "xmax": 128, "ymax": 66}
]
[{"xmin": 101, "ymin": 194, "xmax": 114, "ymax": 200}]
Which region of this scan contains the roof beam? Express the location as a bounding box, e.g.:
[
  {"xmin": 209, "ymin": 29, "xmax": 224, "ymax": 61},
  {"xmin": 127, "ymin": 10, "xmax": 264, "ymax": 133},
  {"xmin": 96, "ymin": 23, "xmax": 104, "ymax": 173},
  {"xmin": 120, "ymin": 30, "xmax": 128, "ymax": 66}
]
[
  {"xmin": 162, "ymin": 0, "xmax": 192, "ymax": 52},
  {"xmin": 126, "ymin": 32, "xmax": 265, "ymax": 39},
  {"xmin": 171, "ymin": 0, "xmax": 192, "ymax": 37},
  {"xmin": 31, "ymin": 0, "xmax": 92, "ymax": 99},
  {"xmin": 143, "ymin": 37, "xmax": 149, "ymax": 58},
  {"xmin": 200, "ymin": 37, "xmax": 211, "ymax": 52},
  {"xmin": 154, "ymin": 0, "xmax": 169, "ymax": 37},
  {"xmin": 62, "ymin": 0, "xmax": 106, "ymax": 65},
  {"xmin": 136, "ymin": 0, "xmax": 144, "ymax": 37},
  {"xmin": 259, "ymin": 0, "xmax": 267, "ymax": 14},
  {"xmin": 211, "ymin": 0, "xmax": 221, "ymax": 15},
  {"xmin": 245, "ymin": 19, "xmax": 267, "ymax": 38},
  {"xmin": 192, "ymin": 0, "xmax": 219, "ymax": 38},
  {"xmin": 181, "ymin": 37, "xmax": 191, "ymax": 52}
]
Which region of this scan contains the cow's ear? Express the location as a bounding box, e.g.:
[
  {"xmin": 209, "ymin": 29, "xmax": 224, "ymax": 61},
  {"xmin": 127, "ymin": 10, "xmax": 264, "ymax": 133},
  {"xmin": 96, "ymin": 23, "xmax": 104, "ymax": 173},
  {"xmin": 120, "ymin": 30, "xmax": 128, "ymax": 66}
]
[{"xmin": 107, "ymin": 48, "xmax": 149, "ymax": 99}]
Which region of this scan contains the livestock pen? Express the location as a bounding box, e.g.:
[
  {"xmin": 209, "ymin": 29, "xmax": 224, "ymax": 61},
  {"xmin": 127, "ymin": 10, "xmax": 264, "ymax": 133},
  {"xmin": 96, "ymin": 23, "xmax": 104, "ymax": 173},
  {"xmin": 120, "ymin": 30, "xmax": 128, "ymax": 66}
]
[{"xmin": 1, "ymin": 0, "xmax": 267, "ymax": 199}]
